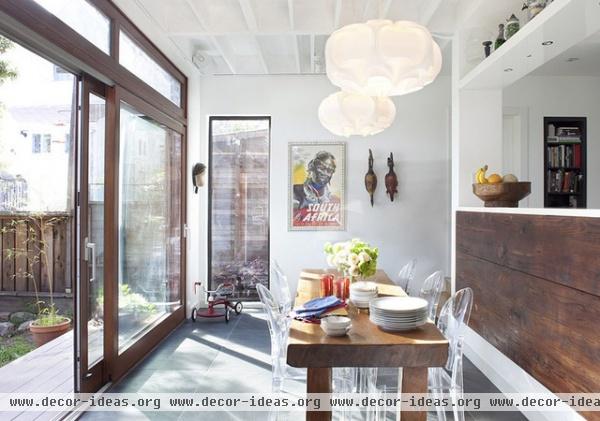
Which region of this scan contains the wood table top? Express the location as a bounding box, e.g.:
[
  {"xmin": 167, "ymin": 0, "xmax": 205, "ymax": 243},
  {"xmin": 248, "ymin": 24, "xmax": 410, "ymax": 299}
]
[{"xmin": 287, "ymin": 269, "xmax": 449, "ymax": 368}]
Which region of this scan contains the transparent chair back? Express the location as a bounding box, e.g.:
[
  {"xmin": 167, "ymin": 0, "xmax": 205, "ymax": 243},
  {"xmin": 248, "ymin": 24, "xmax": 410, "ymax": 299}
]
[
  {"xmin": 419, "ymin": 270, "xmax": 444, "ymax": 321},
  {"xmin": 270, "ymin": 260, "xmax": 292, "ymax": 314},
  {"xmin": 429, "ymin": 287, "xmax": 474, "ymax": 421},
  {"xmin": 437, "ymin": 287, "xmax": 473, "ymax": 372},
  {"xmin": 256, "ymin": 283, "xmax": 291, "ymax": 392},
  {"xmin": 396, "ymin": 258, "xmax": 417, "ymax": 293}
]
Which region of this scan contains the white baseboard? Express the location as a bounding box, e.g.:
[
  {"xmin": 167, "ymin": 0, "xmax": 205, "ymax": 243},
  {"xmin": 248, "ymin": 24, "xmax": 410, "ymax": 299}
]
[{"xmin": 463, "ymin": 326, "xmax": 584, "ymax": 421}]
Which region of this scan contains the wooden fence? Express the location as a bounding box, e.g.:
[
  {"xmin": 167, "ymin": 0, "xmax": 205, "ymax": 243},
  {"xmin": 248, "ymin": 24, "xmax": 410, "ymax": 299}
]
[{"xmin": 0, "ymin": 212, "xmax": 72, "ymax": 297}]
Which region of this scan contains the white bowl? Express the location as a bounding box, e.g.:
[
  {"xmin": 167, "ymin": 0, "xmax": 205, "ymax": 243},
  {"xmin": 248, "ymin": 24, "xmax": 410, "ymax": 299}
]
[
  {"xmin": 351, "ymin": 281, "xmax": 378, "ymax": 293},
  {"xmin": 321, "ymin": 316, "xmax": 352, "ymax": 329},
  {"xmin": 321, "ymin": 324, "xmax": 352, "ymax": 337}
]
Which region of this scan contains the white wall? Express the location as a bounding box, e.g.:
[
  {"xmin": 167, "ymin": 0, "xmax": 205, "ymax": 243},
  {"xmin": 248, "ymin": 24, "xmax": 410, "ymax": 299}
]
[
  {"xmin": 198, "ymin": 74, "xmax": 452, "ymax": 297},
  {"xmin": 503, "ymin": 76, "xmax": 600, "ymax": 208}
]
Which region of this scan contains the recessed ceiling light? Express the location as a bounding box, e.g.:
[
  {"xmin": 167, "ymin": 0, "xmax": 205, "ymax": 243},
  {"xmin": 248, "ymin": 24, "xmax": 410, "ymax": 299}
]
[
  {"xmin": 542, "ymin": 41, "xmax": 554, "ymax": 46},
  {"xmin": 504, "ymin": 68, "xmax": 514, "ymax": 72},
  {"xmin": 566, "ymin": 57, "xmax": 580, "ymax": 62},
  {"xmin": 526, "ymin": 54, "xmax": 532, "ymax": 58}
]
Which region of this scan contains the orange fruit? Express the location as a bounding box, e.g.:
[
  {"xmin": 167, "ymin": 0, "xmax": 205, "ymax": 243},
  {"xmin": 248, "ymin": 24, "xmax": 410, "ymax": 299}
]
[{"xmin": 488, "ymin": 174, "xmax": 502, "ymax": 184}]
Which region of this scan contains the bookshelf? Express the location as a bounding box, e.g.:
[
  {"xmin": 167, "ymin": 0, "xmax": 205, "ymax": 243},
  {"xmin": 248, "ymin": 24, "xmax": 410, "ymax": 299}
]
[{"xmin": 544, "ymin": 117, "xmax": 587, "ymax": 208}]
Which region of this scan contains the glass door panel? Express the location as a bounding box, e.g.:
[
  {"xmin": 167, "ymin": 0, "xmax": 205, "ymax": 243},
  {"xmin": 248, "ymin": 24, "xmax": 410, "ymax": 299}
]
[
  {"xmin": 87, "ymin": 93, "xmax": 105, "ymax": 366},
  {"xmin": 118, "ymin": 102, "xmax": 181, "ymax": 352}
]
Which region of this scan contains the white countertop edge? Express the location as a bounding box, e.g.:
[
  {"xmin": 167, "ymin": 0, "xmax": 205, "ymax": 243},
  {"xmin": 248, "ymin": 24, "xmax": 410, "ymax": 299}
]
[{"xmin": 456, "ymin": 206, "xmax": 600, "ymax": 218}]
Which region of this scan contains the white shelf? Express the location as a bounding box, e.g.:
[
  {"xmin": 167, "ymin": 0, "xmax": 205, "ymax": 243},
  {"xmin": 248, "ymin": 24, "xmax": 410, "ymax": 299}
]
[
  {"xmin": 457, "ymin": 206, "xmax": 600, "ymax": 218},
  {"xmin": 459, "ymin": 0, "xmax": 600, "ymax": 91}
]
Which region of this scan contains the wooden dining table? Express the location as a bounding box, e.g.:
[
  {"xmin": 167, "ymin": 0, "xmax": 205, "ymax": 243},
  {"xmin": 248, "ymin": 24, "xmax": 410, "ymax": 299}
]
[{"xmin": 287, "ymin": 269, "xmax": 449, "ymax": 421}]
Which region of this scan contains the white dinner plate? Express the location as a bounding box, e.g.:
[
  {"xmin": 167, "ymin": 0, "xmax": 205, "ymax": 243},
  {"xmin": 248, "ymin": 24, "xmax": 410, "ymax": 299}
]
[{"xmin": 369, "ymin": 297, "xmax": 428, "ymax": 313}]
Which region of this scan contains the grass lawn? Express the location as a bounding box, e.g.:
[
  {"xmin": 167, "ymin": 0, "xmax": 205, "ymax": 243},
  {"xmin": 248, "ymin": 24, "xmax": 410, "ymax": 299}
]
[{"xmin": 0, "ymin": 334, "xmax": 36, "ymax": 368}]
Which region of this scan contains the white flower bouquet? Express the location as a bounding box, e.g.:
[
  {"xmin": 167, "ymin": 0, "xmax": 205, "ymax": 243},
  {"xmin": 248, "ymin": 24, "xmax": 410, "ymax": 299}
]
[{"xmin": 324, "ymin": 239, "xmax": 379, "ymax": 280}]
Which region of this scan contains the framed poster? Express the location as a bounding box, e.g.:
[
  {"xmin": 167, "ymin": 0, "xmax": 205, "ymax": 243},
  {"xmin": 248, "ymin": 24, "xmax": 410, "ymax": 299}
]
[{"xmin": 288, "ymin": 142, "xmax": 346, "ymax": 231}]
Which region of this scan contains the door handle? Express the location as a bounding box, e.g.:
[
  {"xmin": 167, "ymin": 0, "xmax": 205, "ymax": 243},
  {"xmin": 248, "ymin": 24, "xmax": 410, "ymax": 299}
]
[{"xmin": 86, "ymin": 242, "xmax": 96, "ymax": 283}]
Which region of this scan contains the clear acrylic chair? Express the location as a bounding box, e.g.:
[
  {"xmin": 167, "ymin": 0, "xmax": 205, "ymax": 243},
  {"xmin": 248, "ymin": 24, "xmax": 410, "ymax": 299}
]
[
  {"xmin": 419, "ymin": 270, "xmax": 445, "ymax": 322},
  {"xmin": 395, "ymin": 259, "xmax": 417, "ymax": 294},
  {"xmin": 429, "ymin": 287, "xmax": 474, "ymax": 421},
  {"xmin": 270, "ymin": 260, "xmax": 292, "ymax": 315},
  {"xmin": 256, "ymin": 283, "xmax": 305, "ymax": 392}
]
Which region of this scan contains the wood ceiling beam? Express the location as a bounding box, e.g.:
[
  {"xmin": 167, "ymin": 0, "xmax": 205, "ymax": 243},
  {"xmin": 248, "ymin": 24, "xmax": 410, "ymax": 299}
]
[
  {"xmin": 185, "ymin": 0, "xmax": 236, "ymax": 74},
  {"xmin": 420, "ymin": 0, "xmax": 444, "ymax": 26},
  {"xmin": 310, "ymin": 34, "xmax": 315, "ymax": 73},
  {"xmin": 333, "ymin": 0, "xmax": 342, "ymax": 29},
  {"xmin": 238, "ymin": 0, "xmax": 268, "ymax": 74},
  {"xmin": 288, "ymin": 0, "xmax": 301, "ymax": 73}
]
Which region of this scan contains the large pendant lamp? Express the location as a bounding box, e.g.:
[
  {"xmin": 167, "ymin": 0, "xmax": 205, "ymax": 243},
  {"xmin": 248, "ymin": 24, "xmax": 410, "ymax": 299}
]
[
  {"xmin": 325, "ymin": 20, "xmax": 442, "ymax": 97},
  {"xmin": 318, "ymin": 91, "xmax": 396, "ymax": 137}
]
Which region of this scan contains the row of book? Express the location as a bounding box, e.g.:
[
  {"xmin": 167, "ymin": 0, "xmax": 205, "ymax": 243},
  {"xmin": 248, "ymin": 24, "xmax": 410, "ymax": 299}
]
[
  {"xmin": 547, "ymin": 144, "xmax": 582, "ymax": 168},
  {"xmin": 547, "ymin": 125, "xmax": 582, "ymax": 144},
  {"xmin": 547, "ymin": 169, "xmax": 583, "ymax": 193}
]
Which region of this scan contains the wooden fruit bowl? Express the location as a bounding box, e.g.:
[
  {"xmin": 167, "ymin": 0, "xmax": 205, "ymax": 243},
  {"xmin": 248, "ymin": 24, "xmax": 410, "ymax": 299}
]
[{"xmin": 472, "ymin": 182, "xmax": 531, "ymax": 207}]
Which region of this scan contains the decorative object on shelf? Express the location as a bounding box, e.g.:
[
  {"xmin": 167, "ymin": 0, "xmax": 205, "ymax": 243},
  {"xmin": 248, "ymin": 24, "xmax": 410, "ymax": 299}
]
[
  {"xmin": 192, "ymin": 162, "xmax": 206, "ymax": 193},
  {"xmin": 325, "ymin": 20, "xmax": 442, "ymax": 97},
  {"xmin": 364, "ymin": 149, "xmax": 378, "ymax": 206},
  {"xmin": 324, "ymin": 238, "xmax": 379, "ymax": 283},
  {"xmin": 522, "ymin": 0, "xmax": 548, "ymax": 21},
  {"xmin": 505, "ymin": 14, "xmax": 520, "ymax": 39},
  {"xmin": 385, "ymin": 152, "xmax": 398, "ymax": 202},
  {"xmin": 495, "ymin": 24, "xmax": 506, "ymax": 50},
  {"xmin": 473, "ymin": 165, "xmax": 531, "ymax": 207},
  {"xmin": 482, "ymin": 41, "xmax": 493, "ymax": 57},
  {"xmin": 289, "ymin": 142, "xmax": 346, "ymax": 231},
  {"xmin": 318, "ymin": 91, "xmax": 396, "ymax": 137}
]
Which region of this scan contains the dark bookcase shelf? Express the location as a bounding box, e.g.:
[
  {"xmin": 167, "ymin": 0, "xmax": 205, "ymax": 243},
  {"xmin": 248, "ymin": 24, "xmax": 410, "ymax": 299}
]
[{"xmin": 544, "ymin": 117, "xmax": 587, "ymax": 208}]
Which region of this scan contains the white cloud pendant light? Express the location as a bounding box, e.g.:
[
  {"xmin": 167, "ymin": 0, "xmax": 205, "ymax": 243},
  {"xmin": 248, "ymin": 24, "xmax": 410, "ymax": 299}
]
[
  {"xmin": 318, "ymin": 91, "xmax": 396, "ymax": 137},
  {"xmin": 325, "ymin": 20, "xmax": 442, "ymax": 97}
]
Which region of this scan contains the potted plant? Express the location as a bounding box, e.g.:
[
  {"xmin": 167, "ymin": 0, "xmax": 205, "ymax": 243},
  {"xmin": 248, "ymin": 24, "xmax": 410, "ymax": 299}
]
[{"xmin": 4, "ymin": 214, "xmax": 71, "ymax": 346}]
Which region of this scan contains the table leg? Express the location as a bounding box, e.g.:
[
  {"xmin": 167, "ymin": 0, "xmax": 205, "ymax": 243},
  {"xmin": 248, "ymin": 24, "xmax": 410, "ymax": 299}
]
[
  {"xmin": 306, "ymin": 367, "xmax": 332, "ymax": 421},
  {"xmin": 400, "ymin": 367, "xmax": 428, "ymax": 421}
]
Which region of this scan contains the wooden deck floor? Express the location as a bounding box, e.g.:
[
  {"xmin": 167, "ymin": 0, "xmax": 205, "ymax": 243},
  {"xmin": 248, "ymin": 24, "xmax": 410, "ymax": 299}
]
[
  {"xmin": 0, "ymin": 330, "xmax": 73, "ymax": 421},
  {"xmin": 0, "ymin": 325, "xmax": 102, "ymax": 421}
]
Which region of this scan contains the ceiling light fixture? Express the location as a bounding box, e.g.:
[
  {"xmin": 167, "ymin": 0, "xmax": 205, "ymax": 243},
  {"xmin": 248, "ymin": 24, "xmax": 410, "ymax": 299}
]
[
  {"xmin": 542, "ymin": 41, "xmax": 554, "ymax": 46},
  {"xmin": 566, "ymin": 57, "xmax": 580, "ymax": 62},
  {"xmin": 325, "ymin": 20, "xmax": 442, "ymax": 97},
  {"xmin": 318, "ymin": 92, "xmax": 396, "ymax": 137},
  {"xmin": 504, "ymin": 68, "xmax": 514, "ymax": 72}
]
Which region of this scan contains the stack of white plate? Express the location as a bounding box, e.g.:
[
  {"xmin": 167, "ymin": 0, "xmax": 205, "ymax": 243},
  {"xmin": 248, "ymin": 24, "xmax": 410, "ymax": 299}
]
[
  {"xmin": 349, "ymin": 281, "xmax": 378, "ymax": 308},
  {"xmin": 369, "ymin": 297, "xmax": 429, "ymax": 331}
]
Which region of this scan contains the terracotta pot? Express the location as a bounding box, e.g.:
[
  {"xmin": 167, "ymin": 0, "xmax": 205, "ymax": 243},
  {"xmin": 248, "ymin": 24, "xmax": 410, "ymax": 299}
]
[{"xmin": 29, "ymin": 318, "xmax": 71, "ymax": 347}]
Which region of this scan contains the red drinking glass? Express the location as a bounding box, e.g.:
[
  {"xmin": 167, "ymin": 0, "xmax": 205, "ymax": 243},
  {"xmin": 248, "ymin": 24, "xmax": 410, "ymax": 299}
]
[
  {"xmin": 333, "ymin": 276, "xmax": 349, "ymax": 301},
  {"xmin": 320, "ymin": 274, "xmax": 334, "ymax": 297}
]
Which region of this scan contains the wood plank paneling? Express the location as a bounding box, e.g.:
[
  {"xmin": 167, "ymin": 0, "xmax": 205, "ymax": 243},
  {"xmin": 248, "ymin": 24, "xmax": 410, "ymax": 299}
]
[
  {"xmin": 457, "ymin": 211, "xmax": 600, "ymax": 296},
  {"xmin": 2, "ymin": 221, "xmax": 15, "ymax": 291},
  {"xmin": 456, "ymin": 211, "xmax": 600, "ymax": 402},
  {"xmin": 53, "ymin": 221, "xmax": 66, "ymax": 293},
  {"xmin": 15, "ymin": 222, "xmax": 28, "ymax": 291}
]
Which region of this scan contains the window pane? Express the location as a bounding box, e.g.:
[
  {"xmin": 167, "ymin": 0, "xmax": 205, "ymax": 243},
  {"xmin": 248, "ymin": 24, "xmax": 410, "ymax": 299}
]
[
  {"xmin": 119, "ymin": 31, "xmax": 181, "ymax": 106},
  {"xmin": 88, "ymin": 93, "xmax": 105, "ymax": 366},
  {"xmin": 209, "ymin": 118, "xmax": 270, "ymax": 300},
  {"xmin": 0, "ymin": 38, "xmax": 76, "ymax": 212},
  {"xmin": 118, "ymin": 102, "xmax": 182, "ymax": 351},
  {"xmin": 33, "ymin": 0, "xmax": 110, "ymax": 54}
]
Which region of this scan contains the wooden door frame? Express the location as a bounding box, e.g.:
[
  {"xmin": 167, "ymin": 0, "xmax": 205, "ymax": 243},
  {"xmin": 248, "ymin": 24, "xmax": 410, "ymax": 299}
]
[
  {"xmin": 78, "ymin": 76, "xmax": 109, "ymax": 393},
  {"xmin": 105, "ymin": 86, "xmax": 187, "ymax": 382}
]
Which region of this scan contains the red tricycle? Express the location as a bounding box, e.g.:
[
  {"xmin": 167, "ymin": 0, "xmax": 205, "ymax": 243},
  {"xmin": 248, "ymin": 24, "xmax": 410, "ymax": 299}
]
[{"xmin": 191, "ymin": 281, "xmax": 243, "ymax": 323}]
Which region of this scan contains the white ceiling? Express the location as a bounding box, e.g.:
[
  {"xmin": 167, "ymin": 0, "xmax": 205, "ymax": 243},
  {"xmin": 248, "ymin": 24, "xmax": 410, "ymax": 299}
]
[
  {"xmin": 134, "ymin": 0, "xmax": 460, "ymax": 75},
  {"xmin": 531, "ymin": 29, "xmax": 600, "ymax": 77}
]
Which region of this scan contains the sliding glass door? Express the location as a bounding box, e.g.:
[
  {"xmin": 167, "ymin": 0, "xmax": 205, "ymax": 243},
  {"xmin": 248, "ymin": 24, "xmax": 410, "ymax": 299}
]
[{"xmin": 117, "ymin": 101, "xmax": 182, "ymax": 352}]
